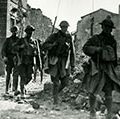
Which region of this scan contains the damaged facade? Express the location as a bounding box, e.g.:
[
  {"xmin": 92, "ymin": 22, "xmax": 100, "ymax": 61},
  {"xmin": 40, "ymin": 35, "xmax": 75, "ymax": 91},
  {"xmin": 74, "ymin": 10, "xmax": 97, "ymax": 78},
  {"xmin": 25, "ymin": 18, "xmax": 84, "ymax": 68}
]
[
  {"xmin": 0, "ymin": 0, "xmax": 27, "ymax": 75},
  {"xmin": 0, "ymin": 0, "xmax": 27, "ymax": 41},
  {"xmin": 76, "ymin": 7, "xmax": 120, "ymax": 59},
  {"xmin": 26, "ymin": 6, "xmax": 53, "ymax": 42},
  {"xmin": 0, "ymin": 0, "xmax": 53, "ymax": 75}
]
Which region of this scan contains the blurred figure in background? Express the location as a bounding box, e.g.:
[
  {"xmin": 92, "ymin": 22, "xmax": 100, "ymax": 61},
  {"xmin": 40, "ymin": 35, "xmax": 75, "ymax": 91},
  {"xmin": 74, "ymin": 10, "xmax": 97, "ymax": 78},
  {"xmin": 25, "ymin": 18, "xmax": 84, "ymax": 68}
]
[{"xmin": 1, "ymin": 26, "xmax": 19, "ymax": 94}]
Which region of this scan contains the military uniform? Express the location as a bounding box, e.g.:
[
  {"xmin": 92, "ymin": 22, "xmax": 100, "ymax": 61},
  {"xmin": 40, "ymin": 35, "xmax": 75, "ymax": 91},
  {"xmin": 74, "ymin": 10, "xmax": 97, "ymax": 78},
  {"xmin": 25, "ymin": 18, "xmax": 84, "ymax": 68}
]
[
  {"xmin": 1, "ymin": 26, "xmax": 19, "ymax": 93},
  {"xmin": 17, "ymin": 25, "xmax": 36, "ymax": 94},
  {"xmin": 42, "ymin": 21, "xmax": 75, "ymax": 104},
  {"xmin": 82, "ymin": 16, "xmax": 120, "ymax": 119}
]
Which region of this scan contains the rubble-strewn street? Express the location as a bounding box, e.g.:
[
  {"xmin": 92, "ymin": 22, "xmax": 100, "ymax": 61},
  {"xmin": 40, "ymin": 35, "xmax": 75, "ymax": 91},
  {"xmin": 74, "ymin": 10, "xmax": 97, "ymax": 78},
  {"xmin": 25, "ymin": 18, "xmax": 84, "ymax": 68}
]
[
  {"xmin": 0, "ymin": 0, "xmax": 120, "ymax": 119},
  {"xmin": 0, "ymin": 72, "xmax": 119, "ymax": 119},
  {"xmin": 0, "ymin": 74, "xmax": 90, "ymax": 119}
]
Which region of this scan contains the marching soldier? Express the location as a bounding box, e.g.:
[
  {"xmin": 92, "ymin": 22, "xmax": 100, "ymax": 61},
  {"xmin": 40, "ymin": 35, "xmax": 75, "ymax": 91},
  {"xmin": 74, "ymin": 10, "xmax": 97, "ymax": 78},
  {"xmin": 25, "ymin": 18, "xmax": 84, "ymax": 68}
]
[
  {"xmin": 82, "ymin": 16, "xmax": 120, "ymax": 119},
  {"xmin": 42, "ymin": 20, "xmax": 75, "ymax": 105},
  {"xmin": 17, "ymin": 25, "xmax": 37, "ymax": 96},
  {"xmin": 1, "ymin": 26, "xmax": 19, "ymax": 94}
]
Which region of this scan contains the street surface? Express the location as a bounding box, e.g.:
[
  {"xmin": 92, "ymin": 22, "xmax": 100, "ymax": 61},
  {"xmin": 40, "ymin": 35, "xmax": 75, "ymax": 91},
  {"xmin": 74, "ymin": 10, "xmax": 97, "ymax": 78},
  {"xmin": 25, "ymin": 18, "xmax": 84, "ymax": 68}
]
[{"xmin": 0, "ymin": 74, "xmax": 113, "ymax": 119}]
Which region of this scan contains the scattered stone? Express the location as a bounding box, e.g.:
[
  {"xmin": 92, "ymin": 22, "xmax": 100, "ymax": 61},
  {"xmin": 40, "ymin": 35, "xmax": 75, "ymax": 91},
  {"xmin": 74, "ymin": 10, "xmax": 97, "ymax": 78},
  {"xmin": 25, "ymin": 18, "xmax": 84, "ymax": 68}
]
[
  {"xmin": 100, "ymin": 105, "xmax": 106, "ymax": 114},
  {"xmin": 24, "ymin": 107, "xmax": 35, "ymax": 113},
  {"xmin": 113, "ymin": 91, "xmax": 120, "ymax": 103},
  {"xmin": 52, "ymin": 105, "xmax": 61, "ymax": 111},
  {"xmin": 75, "ymin": 94, "xmax": 88, "ymax": 105},
  {"xmin": 29, "ymin": 101, "xmax": 40, "ymax": 109},
  {"xmin": 112, "ymin": 102, "xmax": 120, "ymax": 113},
  {"xmin": 6, "ymin": 116, "xmax": 10, "ymax": 119},
  {"xmin": 62, "ymin": 87, "xmax": 69, "ymax": 93},
  {"xmin": 70, "ymin": 94, "xmax": 76, "ymax": 98},
  {"xmin": 17, "ymin": 100, "xmax": 24, "ymax": 104},
  {"xmin": 73, "ymin": 79, "xmax": 81, "ymax": 84}
]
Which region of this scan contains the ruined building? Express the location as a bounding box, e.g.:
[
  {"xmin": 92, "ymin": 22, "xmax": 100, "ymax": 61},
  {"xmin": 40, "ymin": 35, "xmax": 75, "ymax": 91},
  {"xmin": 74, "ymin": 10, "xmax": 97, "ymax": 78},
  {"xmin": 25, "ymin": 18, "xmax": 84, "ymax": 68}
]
[
  {"xmin": 76, "ymin": 7, "xmax": 120, "ymax": 61},
  {"xmin": 0, "ymin": 0, "xmax": 27, "ymax": 75},
  {"xmin": 0, "ymin": 0, "xmax": 27, "ymax": 43},
  {"xmin": 0, "ymin": 0, "xmax": 53, "ymax": 75},
  {"xmin": 26, "ymin": 5, "xmax": 53, "ymax": 42}
]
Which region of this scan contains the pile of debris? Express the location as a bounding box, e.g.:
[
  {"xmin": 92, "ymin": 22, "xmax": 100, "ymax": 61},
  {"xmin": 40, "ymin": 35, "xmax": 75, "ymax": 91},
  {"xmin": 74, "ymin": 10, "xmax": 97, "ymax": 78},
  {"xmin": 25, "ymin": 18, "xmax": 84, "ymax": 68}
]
[
  {"xmin": 34, "ymin": 64, "xmax": 120, "ymax": 116},
  {"xmin": 37, "ymin": 67, "xmax": 90, "ymax": 110}
]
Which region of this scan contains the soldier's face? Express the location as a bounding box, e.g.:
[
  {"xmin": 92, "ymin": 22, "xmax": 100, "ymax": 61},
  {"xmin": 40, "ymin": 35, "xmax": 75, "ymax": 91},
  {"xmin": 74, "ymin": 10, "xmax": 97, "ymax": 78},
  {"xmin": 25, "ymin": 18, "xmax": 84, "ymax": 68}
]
[
  {"xmin": 12, "ymin": 31, "xmax": 17, "ymax": 36},
  {"xmin": 61, "ymin": 26, "xmax": 68, "ymax": 33},
  {"xmin": 102, "ymin": 25, "xmax": 113, "ymax": 34},
  {"xmin": 26, "ymin": 31, "xmax": 33, "ymax": 38}
]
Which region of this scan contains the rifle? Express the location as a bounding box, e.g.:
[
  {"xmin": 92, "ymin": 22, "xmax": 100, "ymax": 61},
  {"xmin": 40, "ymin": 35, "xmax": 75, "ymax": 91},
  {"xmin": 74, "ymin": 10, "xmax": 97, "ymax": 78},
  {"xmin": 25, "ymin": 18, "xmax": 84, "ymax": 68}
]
[
  {"xmin": 51, "ymin": 16, "xmax": 57, "ymax": 33},
  {"xmin": 34, "ymin": 39, "xmax": 43, "ymax": 83},
  {"xmin": 43, "ymin": 16, "xmax": 57, "ymax": 74},
  {"xmin": 65, "ymin": 50, "xmax": 71, "ymax": 69}
]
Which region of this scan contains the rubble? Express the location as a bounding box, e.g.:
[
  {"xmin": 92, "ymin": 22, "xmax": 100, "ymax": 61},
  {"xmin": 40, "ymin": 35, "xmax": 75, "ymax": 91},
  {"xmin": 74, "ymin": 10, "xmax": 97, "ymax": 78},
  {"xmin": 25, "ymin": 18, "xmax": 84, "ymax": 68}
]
[{"xmin": 39, "ymin": 69, "xmax": 89, "ymax": 111}]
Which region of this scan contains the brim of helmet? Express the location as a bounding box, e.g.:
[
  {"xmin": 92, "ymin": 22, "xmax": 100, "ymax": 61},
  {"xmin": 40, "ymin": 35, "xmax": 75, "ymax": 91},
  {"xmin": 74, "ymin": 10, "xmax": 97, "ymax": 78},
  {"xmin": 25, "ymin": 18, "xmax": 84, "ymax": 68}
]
[{"xmin": 99, "ymin": 23, "xmax": 115, "ymax": 29}]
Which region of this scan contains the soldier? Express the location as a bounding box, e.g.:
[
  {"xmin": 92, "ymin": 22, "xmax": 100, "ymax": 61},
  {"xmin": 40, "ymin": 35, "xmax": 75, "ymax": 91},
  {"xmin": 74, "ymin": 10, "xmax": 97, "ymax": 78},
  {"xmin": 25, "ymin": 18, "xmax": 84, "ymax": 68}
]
[
  {"xmin": 17, "ymin": 25, "xmax": 36, "ymax": 96},
  {"xmin": 82, "ymin": 16, "xmax": 120, "ymax": 119},
  {"xmin": 1, "ymin": 26, "xmax": 19, "ymax": 94},
  {"xmin": 42, "ymin": 20, "xmax": 75, "ymax": 105}
]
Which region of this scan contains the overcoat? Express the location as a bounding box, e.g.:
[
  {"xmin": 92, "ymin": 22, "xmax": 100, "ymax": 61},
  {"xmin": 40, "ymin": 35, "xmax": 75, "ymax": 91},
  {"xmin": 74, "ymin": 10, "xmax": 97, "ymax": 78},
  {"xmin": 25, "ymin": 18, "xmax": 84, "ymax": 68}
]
[
  {"xmin": 42, "ymin": 30, "xmax": 75, "ymax": 78},
  {"xmin": 82, "ymin": 32, "xmax": 120, "ymax": 95}
]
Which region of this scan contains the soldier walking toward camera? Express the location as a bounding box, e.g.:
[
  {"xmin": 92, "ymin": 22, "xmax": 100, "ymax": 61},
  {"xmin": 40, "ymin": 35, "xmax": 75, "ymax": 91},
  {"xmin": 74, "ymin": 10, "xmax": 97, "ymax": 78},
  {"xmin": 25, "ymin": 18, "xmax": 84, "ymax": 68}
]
[
  {"xmin": 82, "ymin": 16, "xmax": 120, "ymax": 119},
  {"xmin": 1, "ymin": 26, "xmax": 19, "ymax": 94},
  {"xmin": 42, "ymin": 21, "xmax": 75, "ymax": 105},
  {"xmin": 17, "ymin": 25, "xmax": 37, "ymax": 96}
]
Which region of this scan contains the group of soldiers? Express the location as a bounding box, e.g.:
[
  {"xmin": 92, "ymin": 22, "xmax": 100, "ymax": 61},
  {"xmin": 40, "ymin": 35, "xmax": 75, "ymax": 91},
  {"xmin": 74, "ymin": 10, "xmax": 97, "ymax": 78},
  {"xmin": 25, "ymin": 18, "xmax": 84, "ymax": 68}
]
[
  {"xmin": 1, "ymin": 16, "xmax": 120, "ymax": 119},
  {"xmin": 1, "ymin": 25, "xmax": 38, "ymax": 97}
]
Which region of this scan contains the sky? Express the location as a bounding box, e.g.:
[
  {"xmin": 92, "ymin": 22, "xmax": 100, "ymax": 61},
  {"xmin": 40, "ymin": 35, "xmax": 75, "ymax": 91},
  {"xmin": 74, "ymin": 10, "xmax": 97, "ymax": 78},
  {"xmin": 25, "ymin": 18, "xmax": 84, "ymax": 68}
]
[{"xmin": 27, "ymin": 0, "xmax": 120, "ymax": 32}]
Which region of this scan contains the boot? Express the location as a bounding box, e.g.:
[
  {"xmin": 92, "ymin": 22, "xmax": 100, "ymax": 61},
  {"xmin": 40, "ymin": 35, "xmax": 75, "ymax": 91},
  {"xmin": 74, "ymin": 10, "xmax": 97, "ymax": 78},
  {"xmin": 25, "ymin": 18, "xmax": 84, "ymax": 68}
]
[
  {"xmin": 59, "ymin": 77, "xmax": 68, "ymax": 92},
  {"xmin": 53, "ymin": 83, "xmax": 59, "ymax": 105},
  {"xmin": 5, "ymin": 74, "xmax": 10, "ymax": 94},
  {"xmin": 89, "ymin": 94, "xmax": 96, "ymax": 119},
  {"xmin": 105, "ymin": 96, "xmax": 112, "ymax": 119}
]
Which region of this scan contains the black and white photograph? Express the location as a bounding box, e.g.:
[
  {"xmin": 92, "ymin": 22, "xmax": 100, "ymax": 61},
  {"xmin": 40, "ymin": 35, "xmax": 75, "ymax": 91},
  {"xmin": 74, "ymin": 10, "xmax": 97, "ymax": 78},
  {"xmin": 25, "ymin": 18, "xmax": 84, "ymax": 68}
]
[{"xmin": 0, "ymin": 0, "xmax": 120, "ymax": 118}]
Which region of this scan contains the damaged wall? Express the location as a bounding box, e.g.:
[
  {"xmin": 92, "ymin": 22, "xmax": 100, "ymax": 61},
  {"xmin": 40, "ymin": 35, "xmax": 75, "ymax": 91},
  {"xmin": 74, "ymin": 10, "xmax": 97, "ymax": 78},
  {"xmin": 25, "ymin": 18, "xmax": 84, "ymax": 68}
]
[
  {"xmin": 76, "ymin": 8, "xmax": 120, "ymax": 59},
  {"xmin": 0, "ymin": 2, "xmax": 53, "ymax": 75},
  {"xmin": 25, "ymin": 5, "xmax": 53, "ymax": 42}
]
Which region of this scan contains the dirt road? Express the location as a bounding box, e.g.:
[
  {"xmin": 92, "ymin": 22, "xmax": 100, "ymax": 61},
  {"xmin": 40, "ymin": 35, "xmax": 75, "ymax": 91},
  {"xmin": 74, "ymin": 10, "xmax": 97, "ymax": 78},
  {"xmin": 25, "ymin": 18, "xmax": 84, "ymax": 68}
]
[{"xmin": 0, "ymin": 74, "xmax": 106, "ymax": 119}]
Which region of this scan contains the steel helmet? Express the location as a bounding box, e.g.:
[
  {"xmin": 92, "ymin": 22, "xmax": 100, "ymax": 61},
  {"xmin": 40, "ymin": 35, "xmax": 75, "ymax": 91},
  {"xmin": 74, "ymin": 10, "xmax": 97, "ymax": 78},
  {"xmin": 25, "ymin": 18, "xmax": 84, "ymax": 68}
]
[
  {"xmin": 100, "ymin": 15, "xmax": 115, "ymax": 29},
  {"xmin": 10, "ymin": 26, "xmax": 18, "ymax": 33},
  {"xmin": 25, "ymin": 25, "xmax": 35, "ymax": 33},
  {"xmin": 59, "ymin": 21, "xmax": 69, "ymax": 27}
]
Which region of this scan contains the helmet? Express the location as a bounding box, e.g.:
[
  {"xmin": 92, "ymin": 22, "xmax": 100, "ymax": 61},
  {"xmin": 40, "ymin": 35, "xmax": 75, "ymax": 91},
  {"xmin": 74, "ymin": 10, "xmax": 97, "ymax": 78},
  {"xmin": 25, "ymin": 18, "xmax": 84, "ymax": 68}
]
[
  {"xmin": 10, "ymin": 26, "xmax": 18, "ymax": 33},
  {"xmin": 59, "ymin": 21, "xmax": 69, "ymax": 27},
  {"xmin": 100, "ymin": 15, "xmax": 115, "ymax": 28},
  {"xmin": 25, "ymin": 25, "xmax": 35, "ymax": 33}
]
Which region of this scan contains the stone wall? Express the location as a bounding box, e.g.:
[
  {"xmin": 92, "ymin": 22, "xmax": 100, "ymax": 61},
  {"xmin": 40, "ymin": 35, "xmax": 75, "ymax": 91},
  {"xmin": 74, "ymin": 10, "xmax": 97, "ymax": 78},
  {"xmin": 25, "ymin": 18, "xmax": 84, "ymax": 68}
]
[
  {"xmin": 0, "ymin": 0, "xmax": 8, "ymax": 75},
  {"xmin": 0, "ymin": 2, "xmax": 54, "ymax": 75},
  {"xmin": 76, "ymin": 9, "xmax": 120, "ymax": 60},
  {"xmin": 25, "ymin": 6, "xmax": 53, "ymax": 42}
]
